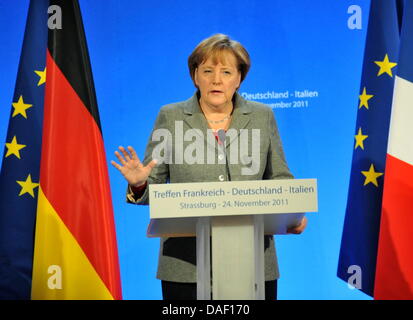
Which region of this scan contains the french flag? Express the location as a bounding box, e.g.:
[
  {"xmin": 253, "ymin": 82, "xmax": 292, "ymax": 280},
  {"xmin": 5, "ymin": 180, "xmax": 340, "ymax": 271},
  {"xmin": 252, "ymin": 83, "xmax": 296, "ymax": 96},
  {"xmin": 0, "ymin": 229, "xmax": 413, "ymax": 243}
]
[{"xmin": 374, "ymin": 2, "xmax": 413, "ymax": 299}]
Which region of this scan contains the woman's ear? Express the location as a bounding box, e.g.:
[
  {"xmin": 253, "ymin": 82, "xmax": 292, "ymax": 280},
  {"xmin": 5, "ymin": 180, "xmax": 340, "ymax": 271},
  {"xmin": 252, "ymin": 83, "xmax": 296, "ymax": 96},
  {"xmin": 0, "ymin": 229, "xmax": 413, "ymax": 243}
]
[
  {"xmin": 235, "ymin": 74, "xmax": 241, "ymax": 91},
  {"xmin": 194, "ymin": 68, "xmax": 199, "ymax": 87}
]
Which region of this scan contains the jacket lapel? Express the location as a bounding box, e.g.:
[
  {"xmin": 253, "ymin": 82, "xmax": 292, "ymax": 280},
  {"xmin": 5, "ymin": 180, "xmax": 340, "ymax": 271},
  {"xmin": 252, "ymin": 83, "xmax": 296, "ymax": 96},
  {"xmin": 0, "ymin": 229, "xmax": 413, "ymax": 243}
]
[
  {"xmin": 182, "ymin": 93, "xmax": 215, "ymax": 148},
  {"xmin": 226, "ymin": 93, "xmax": 251, "ymax": 149}
]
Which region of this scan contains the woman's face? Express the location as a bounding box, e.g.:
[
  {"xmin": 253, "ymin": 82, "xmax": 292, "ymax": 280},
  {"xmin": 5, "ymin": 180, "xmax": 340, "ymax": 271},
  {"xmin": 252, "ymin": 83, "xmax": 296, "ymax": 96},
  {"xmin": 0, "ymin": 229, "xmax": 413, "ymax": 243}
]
[{"xmin": 194, "ymin": 52, "xmax": 241, "ymax": 110}]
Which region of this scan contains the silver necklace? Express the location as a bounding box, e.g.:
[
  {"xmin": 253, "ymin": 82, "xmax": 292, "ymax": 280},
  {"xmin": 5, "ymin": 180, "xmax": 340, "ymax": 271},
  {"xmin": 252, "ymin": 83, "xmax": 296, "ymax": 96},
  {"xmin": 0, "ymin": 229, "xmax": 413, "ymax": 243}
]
[{"xmin": 206, "ymin": 115, "xmax": 231, "ymax": 124}]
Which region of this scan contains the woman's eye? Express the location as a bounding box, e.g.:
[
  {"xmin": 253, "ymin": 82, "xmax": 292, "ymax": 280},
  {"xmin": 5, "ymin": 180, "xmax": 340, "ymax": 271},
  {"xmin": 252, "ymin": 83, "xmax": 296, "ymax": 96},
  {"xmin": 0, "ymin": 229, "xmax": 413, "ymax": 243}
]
[{"xmin": 203, "ymin": 70, "xmax": 212, "ymax": 73}]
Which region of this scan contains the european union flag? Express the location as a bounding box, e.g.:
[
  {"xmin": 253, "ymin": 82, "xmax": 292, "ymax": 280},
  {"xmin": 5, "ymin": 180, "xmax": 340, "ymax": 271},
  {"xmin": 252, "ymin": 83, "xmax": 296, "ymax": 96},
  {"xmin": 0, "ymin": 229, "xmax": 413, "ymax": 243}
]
[
  {"xmin": 0, "ymin": 0, "xmax": 48, "ymax": 299},
  {"xmin": 337, "ymin": 0, "xmax": 404, "ymax": 297}
]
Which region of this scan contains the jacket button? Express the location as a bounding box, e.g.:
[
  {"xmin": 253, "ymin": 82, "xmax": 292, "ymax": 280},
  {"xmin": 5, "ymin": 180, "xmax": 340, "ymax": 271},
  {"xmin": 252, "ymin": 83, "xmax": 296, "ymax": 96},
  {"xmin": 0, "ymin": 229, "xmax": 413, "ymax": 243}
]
[{"xmin": 218, "ymin": 175, "xmax": 225, "ymax": 181}]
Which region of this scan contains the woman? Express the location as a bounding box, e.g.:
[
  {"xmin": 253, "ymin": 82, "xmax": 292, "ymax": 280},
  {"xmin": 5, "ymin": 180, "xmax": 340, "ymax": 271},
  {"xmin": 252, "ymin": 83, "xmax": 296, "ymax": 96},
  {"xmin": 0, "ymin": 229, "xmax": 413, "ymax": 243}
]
[{"xmin": 111, "ymin": 34, "xmax": 307, "ymax": 300}]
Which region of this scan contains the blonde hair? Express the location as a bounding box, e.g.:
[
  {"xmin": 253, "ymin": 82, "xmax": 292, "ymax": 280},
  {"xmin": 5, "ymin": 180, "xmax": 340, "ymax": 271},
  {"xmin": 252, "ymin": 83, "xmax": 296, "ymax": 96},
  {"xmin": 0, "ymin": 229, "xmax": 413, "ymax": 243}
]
[{"xmin": 188, "ymin": 34, "xmax": 251, "ymax": 87}]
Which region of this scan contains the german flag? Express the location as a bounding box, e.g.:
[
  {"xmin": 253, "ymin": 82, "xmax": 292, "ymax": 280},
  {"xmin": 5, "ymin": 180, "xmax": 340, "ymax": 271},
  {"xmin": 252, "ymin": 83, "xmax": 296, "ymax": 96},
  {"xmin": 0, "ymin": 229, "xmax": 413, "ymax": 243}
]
[{"xmin": 29, "ymin": 0, "xmax": 122, "ymax": 299}]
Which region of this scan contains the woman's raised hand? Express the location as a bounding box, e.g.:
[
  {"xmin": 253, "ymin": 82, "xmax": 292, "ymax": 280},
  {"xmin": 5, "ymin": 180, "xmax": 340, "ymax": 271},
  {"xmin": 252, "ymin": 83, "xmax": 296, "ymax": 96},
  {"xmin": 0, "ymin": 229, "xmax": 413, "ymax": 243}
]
[{"xmin": 110, "ymin": 146, "xmax": 157, "ymax": 187}]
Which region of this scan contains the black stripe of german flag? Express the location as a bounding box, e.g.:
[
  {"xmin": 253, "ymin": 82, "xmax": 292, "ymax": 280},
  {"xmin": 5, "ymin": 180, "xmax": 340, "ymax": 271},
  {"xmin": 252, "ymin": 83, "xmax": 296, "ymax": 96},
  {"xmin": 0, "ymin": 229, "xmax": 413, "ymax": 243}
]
[{"xmin": 48, "ymin": 0, "xmax": 101, "ymax": 132}]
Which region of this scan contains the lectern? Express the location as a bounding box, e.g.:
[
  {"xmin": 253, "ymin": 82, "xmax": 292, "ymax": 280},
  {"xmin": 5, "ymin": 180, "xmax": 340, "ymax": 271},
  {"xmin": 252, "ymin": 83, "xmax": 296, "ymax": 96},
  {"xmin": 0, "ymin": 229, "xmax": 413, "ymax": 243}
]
[{"xmin": 147, "ymin": 179, "xmax": 317, "ymax": 300}]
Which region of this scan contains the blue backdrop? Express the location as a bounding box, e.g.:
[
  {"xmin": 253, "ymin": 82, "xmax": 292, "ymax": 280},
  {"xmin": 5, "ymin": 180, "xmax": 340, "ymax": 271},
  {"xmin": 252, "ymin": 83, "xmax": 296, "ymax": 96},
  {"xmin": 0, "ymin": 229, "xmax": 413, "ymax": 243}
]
[{"xmin": 0, "ymin": 0, "xmax": 370, "ymax": 299}]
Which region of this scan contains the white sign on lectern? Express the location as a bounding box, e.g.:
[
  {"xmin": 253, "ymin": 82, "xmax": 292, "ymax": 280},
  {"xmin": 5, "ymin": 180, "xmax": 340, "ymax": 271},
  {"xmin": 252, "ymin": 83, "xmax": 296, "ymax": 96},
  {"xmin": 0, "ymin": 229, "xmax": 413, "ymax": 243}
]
[{"xmin": 147, "ymin": 179, "xmax": 317, "ymax": 300}]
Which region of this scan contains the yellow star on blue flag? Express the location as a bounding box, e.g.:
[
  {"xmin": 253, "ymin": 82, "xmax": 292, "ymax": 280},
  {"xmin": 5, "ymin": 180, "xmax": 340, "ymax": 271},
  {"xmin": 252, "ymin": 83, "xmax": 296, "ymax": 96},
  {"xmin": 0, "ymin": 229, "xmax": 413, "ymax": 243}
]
[
  {"xmin": 374, "ymin": 54, "xmax": 397, "ymax": 77},
  {"xmin": 5, "ymin": 136, "xmax": 26, "ymax": 159},
  {"xmin": 16, "ymin": 174, "xmax": 39, "ymax": 198},
  {"xmin": 34, "ymin": 67, "xmax": 46, "ymax": 86}
]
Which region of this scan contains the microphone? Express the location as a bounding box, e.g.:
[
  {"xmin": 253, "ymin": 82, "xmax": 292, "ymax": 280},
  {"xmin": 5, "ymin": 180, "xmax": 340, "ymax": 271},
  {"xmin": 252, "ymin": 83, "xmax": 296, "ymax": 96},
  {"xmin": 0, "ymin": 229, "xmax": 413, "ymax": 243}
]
[
  {"xmin": 216, "ymin": 129, "xmax": 231, "ymax": 181},
  {"xmin": 217, "ymin": 129, "xmax": 226, "ymax": 146}
]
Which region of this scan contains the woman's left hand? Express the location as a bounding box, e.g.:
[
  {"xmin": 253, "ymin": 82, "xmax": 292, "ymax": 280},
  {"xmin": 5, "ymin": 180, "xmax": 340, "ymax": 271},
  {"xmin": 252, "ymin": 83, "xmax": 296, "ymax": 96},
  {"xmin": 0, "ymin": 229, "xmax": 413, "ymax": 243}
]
[{"xmin": 287, "ymin": 217, "xmax": 308, "ymax": 234}]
